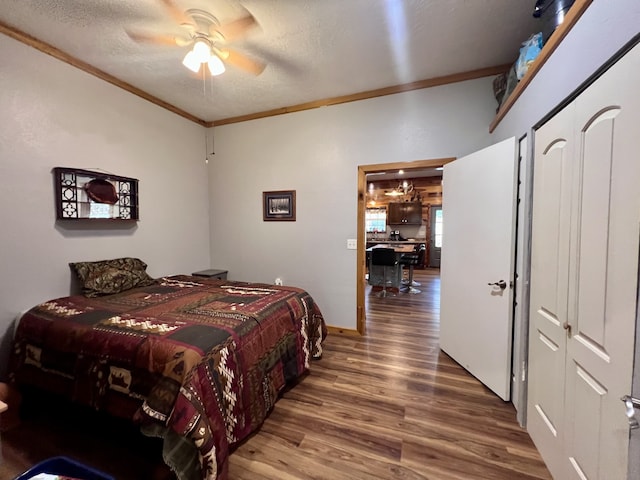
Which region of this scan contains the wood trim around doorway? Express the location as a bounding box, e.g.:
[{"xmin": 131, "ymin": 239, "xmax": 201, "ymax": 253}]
[{"xmin": 356, "ymin": 157, "xmax": 455, "ymax": 335}]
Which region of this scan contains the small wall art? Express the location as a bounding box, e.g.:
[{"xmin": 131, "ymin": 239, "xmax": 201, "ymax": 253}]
[{"xmin": 263, "ymin": 190, "xmax": 296, "ymax": 221}]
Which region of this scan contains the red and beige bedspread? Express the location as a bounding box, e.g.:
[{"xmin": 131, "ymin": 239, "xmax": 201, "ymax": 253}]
[{"xmin": 9, "ymin": 275, "xmax": 326, "ymax": 479}]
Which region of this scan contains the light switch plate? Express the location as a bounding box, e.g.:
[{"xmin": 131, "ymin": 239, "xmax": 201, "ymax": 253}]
[{"xmin": 347, "ymin": 239, "xmax": 357, "ymax": 249}]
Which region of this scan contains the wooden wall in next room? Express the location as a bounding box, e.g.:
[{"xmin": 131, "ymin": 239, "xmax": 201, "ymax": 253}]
[{"xmin": 366, "ymin": 176, "xmax": 443, "ymax": 226}]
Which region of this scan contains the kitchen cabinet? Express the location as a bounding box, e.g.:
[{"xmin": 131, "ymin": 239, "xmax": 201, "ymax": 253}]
[{"xmin": 387, "ymin": 201, "xmax": 422, "ymax": 225}]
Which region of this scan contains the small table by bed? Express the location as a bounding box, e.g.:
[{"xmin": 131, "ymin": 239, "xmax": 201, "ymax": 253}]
[{"xmin": 191, "ymin": 268, "xmax": 228, "ymax": 280}]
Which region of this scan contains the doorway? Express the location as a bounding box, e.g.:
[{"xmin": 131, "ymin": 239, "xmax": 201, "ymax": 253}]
[
  {"xmin": 428, "ymin": 205, "xmax": 442, "ymax": 268},
  {"xmin": 356, "ymin": 157, "xmax": 455, "ymax": 335}
]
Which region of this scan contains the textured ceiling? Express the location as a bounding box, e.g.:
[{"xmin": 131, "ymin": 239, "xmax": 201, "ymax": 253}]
[{"xmin": 0, "ymin": 0, "xmax": 540, "ymax": 124}]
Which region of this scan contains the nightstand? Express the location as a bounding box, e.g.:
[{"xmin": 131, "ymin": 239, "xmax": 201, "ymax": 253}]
[{"xmin": 191, "ymin": 269, "xmax": 228, "ymax": 280}]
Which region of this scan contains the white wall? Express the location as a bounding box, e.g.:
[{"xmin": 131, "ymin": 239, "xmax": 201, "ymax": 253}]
[
  {"xmin": 208, "ymin": 77, "xmax": 498, "ymax": 330},
  {"xmin": 0, "ymin": 35, "xmax": 210, "ymax": 377}
]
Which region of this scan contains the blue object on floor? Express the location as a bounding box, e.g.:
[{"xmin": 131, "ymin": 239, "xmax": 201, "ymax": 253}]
[{"xmin": 15, "ymin": 456, "xmax": 114, "ymax": 480}]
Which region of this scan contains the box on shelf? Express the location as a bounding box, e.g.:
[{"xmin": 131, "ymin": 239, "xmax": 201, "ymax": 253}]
[{"xmin": 533, "ymin": 0, "xmax": 576, "ymax": 43}]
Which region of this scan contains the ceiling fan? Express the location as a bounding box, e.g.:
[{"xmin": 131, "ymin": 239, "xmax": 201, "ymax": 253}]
[{"xmin": 126, "ymin": 0, "xmax": 266, "ymax": 76}]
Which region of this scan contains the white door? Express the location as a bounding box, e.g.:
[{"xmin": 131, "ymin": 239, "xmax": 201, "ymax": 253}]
[
  {"xmin": 440, "ymin": 137, "xmax": 517, "ymax": 401},
  {"xmin": 527, "ymin": 104, "xmax": 574, "ymax": 478},
  {"xmin": 528, "ymin": 43, "xmax": 640, "ymax": 480}
]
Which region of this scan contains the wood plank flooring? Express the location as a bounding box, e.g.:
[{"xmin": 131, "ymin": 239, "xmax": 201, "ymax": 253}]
[{"xmin": 0, "ymin": 269, "xmax": 551, "ymax": 479}]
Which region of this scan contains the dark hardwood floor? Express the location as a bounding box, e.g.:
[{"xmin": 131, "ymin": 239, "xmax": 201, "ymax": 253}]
[{"xmin": 0, "ymin": 269, "xmax": 551, "ymax": 479}]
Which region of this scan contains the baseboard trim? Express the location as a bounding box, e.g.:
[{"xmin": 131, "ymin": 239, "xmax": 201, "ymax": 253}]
[{"xmin": 326, "ymin": 326, "xmax": 361, "ymax": 336}]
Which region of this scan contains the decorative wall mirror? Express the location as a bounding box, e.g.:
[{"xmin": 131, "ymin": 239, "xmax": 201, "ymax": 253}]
[{"xmin": 53, "ymin": 167, "xmax": 139, "ymax": 220}]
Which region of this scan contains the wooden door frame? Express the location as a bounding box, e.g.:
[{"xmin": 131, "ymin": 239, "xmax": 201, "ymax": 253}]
[{"xmin": 356, "ymin": 157, "xmax": 455, "ymax": 335}]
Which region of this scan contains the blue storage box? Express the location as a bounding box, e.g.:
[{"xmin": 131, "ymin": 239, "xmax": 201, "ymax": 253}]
[{"xmin": 15, "ymin": 456, "xmax": 114, "ymax": 480}]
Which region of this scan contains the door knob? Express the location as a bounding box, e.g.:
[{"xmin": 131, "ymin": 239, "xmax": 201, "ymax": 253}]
[
  {"xmin": 487, "ymin": 280, "xmax": 507, "ymax": 290},
  {"xmin": 621, "ymin": 395, "xmax": 640, "ymax": 430}
]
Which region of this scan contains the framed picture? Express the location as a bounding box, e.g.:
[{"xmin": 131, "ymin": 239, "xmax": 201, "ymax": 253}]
[{"xmin": 263, "ymin": 190, "xmax": 296, "ymax": 221}]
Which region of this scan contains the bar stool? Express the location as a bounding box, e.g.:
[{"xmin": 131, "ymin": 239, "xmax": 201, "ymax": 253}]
[
  {"xmin": 371, "ymin": 248, "xmax": 398, "ymax": 297},
  {"xmin": 400, "ymin": 245, "xmax": 426, "ymax": 294}
]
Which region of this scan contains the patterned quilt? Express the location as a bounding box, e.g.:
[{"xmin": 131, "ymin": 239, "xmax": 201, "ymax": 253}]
[{"xmin": 9, "ymin": 275, "xmax": 326, "ymax": 480}]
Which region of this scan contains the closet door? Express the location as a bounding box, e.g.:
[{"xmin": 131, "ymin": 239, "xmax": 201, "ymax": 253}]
[
  {"xmin": 563, "ymin": 44, "xmax": 640, "ymax": 480},
  {"xmin": 528, "ymin": 104, "xmax": 574, "ymax": 479},
  {"xmin": 528, "ymin": 43, "xmax": 640, "ymax": 480}
]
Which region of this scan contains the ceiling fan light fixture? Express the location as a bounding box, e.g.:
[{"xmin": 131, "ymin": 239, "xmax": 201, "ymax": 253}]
[
  {"xmin": 207, "ymin": 54, "xmax": 226, "ymax": 76},
  {"xmin": 192, "ymin": 39, "xmax": 212, "ymax": 63},
  {"xmin": 384, "ymin": 180, "xmax": 414, "ymax": 196},
  {"xmin": 182, "ymin": 50, "xmax": 201, "ymax": 73}
]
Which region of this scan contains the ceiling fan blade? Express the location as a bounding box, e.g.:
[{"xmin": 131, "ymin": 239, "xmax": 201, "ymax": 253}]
[
  {"xmin": 212, "ymin": 14, "xmax": 258, "ymax": 42},
  {"xmin": 158, "ymin": 0, "xmax": 194, "ymax": 26},
  {"xmin": 217, "ymin": 47, "xmax": 266, "ymax": 75},
  {"xmin": 126, "ymin": 29, "xmax": 182, "ymax": 46}
]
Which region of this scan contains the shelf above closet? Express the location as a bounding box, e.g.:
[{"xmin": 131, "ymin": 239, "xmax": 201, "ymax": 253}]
[{"xmin": 489, "ymin": 0, "xmax": 592, "ymax": 133}]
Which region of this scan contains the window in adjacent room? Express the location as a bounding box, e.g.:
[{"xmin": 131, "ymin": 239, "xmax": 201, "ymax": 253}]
[{"xmin": 434, "ymin": 207, "xmax": 443, "ymax": 247}]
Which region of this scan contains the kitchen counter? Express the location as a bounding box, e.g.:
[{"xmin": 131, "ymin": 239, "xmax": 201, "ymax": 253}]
[
  {"xmin": 365, "ymin": 240, "xmax": 426, "ymax": 251},
  {"xmin": 366, "ymin": 239, "xmax": 426, "ymax": 244}
]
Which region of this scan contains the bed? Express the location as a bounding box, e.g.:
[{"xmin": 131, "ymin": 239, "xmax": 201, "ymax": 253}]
[{"xmin": 8, "ymin": 258, "xmax": 326, "ymax": 480}]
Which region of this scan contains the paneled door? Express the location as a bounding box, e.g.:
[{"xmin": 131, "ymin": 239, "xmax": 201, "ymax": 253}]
[
  {"xmin": 440, "ymin": 137, "xmax": 517, "ymax": 401},
  {"xmin": 528, "ymin": 102, "xmax": 574, "ymax": 478},
  {"xmin": 528, "ymin": 43, "xmax": 640, "ymax": 479}
]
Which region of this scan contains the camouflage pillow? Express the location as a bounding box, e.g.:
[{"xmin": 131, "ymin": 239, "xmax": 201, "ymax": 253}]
[{"xmin": 69, "ymin": 257, "xmax": 155, "ymax": 297}]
